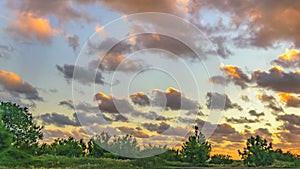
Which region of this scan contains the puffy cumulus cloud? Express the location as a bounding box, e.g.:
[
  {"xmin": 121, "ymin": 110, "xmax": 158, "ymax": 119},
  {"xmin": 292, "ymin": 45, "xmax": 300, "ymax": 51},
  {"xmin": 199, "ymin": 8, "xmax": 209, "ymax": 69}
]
[
  {"xmin": 56, "ymin": 64, "xmax": 104, "ymax": 85},
  {"xmin": 75, "ymin": 0, "xmax": 187, "ymax": 16},
  {"xmin": 209, "ymin": 123, "xmax": 244, "ymax": 143},
  {"xmin": 0, "ymin": 70, "xmax": 42, "ymax": 101},
  {"xmin": 277, "ymin": 93, "xmax": 300, "ymax": 107},
  {"xmin": 248, "ymin": 110, "xmax": 265, "ymax": 118},
  {"xmin": 152, "ymin": 87, "xmax": 199, "ymax": 110},
  {"xmin": 94, "ymin": 92, "xmax": 134, "ymax": 114},
  {"xmin": 67, "ymin": 34, "xmax": 79, "ymax": 52},
  {"xmin": 117, "ymin": 126, "xmax": 149, "ymax": 138},
  {"xmin": 7, "ymin": 13, "xmax": 56, "ymax": 44},
  {"xmin": 202, "ymin": 0, "xmax": 300, "ymax": 48},
  {"xmin": 226, "ymin": 117, "xmax": 260, "ymax": 124},
  {"xmin": 8, "ymin": 0, "xmax": 91, "ymax": 24},
  {"xmin": 256, "ymin": 92, "xmax": 284, "ymax": 113},
  {"xmin": 130, "ymin": 92, "xmax": 150, "ymax": 106},
  {"xmin": 40, "ymin": 112, "xmax": 80, "ymax": 127},
  {"xmin": 220, "ymin": 65, "xmax": 251, "ymax": 89},
  {"xmin": 277, "ymin": 114, "xmax": 300, "ymax": 134},
  {"xmin": 252, "ymin": 66, "xmax": 300, "ymax": 93},
  {"xmin": 272, "ymin": 49, "xmax": 300, "ymax": 69},
  {"xmin": 206, "ymin": 92, "xmax": 242, "ymax": 111}
]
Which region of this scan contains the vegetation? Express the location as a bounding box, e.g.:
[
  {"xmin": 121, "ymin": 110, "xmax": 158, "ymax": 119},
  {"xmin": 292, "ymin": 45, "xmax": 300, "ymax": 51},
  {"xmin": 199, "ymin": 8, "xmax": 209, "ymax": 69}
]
[{"xmin": 0, "ymin": 101, "xmax": 300, "ymax": 168}]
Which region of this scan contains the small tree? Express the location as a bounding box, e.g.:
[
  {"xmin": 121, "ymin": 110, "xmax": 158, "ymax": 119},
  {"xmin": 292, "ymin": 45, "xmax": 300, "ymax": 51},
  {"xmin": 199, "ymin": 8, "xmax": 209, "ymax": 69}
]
[
  {"xmin": 0, "ymin": 121, "xmax": 12, "ymax": 152},
  {"xmin": 238, "ymin": 135, "xmax": 274, "ymax": 166},
  {"xmin": 180, "ymin": 126, "xmax": 211, "ymax": 166},
  {"xmin": 0, "ymin": 102, "xmax": 43, "ymax": 153}
]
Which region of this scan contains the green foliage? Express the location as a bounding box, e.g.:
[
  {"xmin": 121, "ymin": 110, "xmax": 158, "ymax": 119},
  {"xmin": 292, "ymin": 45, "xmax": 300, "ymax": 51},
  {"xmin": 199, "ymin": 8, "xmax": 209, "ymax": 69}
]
[
  {"xmin": 158, "ymin": 149, "xmax": 180, "ymax": 162},
  {"xmin": 209, "ymin": 154, "xmax": 233, "ymax": 164},
  {"xmin": 109, "ymin": 134, "xmax": 140, "ymax": 158},
  {"xmin": 273, "ymin": 149, "xmax": 297, "ymax": 162},
  {"xmin": 238, "ymin": 135, "xmax": 274, "ymax": 166},
  {"xmin": 0, "ymin": 119, "xmax": 12, "ymax": 151},
  {"xmin": 180, "ymin": 126, "xmax": 211, "ymax": 166},
  {"xmin": 88, "ymin": 132, "xmax": 109, "ymax": 157},
  {"xmin": 39, "ymin": 137, "xmax": 86, "ymax": 157},
  {"xmin": 0, "ymin": 102, "xmax": 43, "ymax": 154}
]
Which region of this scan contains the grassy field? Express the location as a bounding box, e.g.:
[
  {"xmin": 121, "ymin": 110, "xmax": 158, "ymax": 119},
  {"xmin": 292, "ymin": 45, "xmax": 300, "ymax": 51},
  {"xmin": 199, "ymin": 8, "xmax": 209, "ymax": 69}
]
[{"xmin": 0, "ymin": 155, "xmax": 299, "ymax": 169}]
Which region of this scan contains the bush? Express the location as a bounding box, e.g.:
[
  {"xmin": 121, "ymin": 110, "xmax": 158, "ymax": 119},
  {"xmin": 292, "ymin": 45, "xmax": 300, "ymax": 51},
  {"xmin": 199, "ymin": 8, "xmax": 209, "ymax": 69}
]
[{"xmin": 209, "ymin": 154, "xmax": 233, "ymax": 164}]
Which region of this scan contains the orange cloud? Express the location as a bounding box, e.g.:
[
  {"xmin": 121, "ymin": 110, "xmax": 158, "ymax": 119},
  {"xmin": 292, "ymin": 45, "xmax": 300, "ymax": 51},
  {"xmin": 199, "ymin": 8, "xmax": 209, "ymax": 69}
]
[
  {"xmin": 221, "ymin": 65, "xmax": 242, "ymax": 79},
  {"xmin": 0, "ymin": 70, "xmax": 41, "ymax": 100},
  {"xmin": 270, "ymin": 65, "xmax": 284, "ymax": 73},
  {"xmin": 277, "ymin": 93, "xmax": 300, "ymax": 107},
  {"xmin": 278, "ymin": 48, "xmax": 299, "ymax": 61},
  {"xmin": 8, "ymin": 13, "xmax": 56, "ymax": 43}
]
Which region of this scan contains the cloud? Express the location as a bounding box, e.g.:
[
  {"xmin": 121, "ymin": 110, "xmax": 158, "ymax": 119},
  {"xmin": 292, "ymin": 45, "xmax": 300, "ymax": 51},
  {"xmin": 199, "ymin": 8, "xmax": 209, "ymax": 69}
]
[
  {"xmin": 56, "ymin": 64, "xmax": 104, "ymax": 85},
  {"xmin": 248, "ymin": 110, "xmax": 265, "ymax": 118},
  {"xmin": 202, "ymin": 0, "xmax": 300, "ymax": 48},
  {"xmin": 130, "ymin": 92, "xmax": 150, "ymax": 106},
  {"xmin": 9, "ymin": 0, "xmax": 92, "ymax": 24},
  {"xmin": 75, "ymin": 0, "xmax": 187, "ymax": 16},
  {"xmin": 277, "ymin": 93, "xmax": 300, "ymax": 107},
  {"xmin": 67, "ymin": 34, "xmax": 79, "ymax": 52},
  {"xmin": 117, "ymin": 126, "xmax": 149, "ymax": 138},
  {"xmin": 0, "ymin": 44, "xmax": 14, "ymax": 58},
  {"xmin": 6, "ymin": 13, "xmax": 56, "ymax": 44},
  {"xmin": 94, "ymin": 92, "xmax": 134, "ymax": 114},
  {"xmin": 59, "ymin": 100, "xmax": 99, "ymax": 113},
  {"xmin": 256, "ymin": 92, "xmax": 284, "ymax": 113},
  {"xmin": 0, "ymin": 70, "xmax": 42, "ymax": 101},
  {"xmin": 226, "ymin": 117, "xmax": 260, "ymax": 124},
  {"xmin": 40, "ymin": 112, "xmax": 80, "ymax": 127},
  {"xmin": 220, "ymin": 65, "xmax": 251, "ymax": 89},
  {"xmin": 142, "ymin": 122, "xmax": 170, "ymax": 134},
  {"xmin": 239, "ymin": 94, "xmax": 250, "ymax": 102},
  {"xmin": 271, "ymin": 48, "xmax": 300, "ymax": 69},
  {"xmin": 206, "ymin": 92, "xmax": 242, "ymax": 111},
  {"xmin": 152, "ymin": 87, "xmax": 199, "ymax": 110},
  {"xmin": 252, "ymin": 66, "xmax": 300, "ymax": 93},
  {"xmin": 209, "ymin": 75, "xmax": 228, "ymax": 86}
]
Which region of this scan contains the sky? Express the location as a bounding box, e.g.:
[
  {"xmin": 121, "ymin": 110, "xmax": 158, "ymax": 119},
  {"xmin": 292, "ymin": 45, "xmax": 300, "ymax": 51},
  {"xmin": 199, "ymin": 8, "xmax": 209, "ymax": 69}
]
[{"xmin": 1, "ymin": 0, "xmax": 300, "ymax": 159}]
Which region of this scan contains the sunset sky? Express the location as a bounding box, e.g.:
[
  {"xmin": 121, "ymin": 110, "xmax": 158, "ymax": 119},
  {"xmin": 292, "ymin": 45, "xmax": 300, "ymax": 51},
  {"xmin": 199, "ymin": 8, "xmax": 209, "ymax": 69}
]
[{"xmin": 1, "ymin": 0, "xmax": 300, "ymax": 159}]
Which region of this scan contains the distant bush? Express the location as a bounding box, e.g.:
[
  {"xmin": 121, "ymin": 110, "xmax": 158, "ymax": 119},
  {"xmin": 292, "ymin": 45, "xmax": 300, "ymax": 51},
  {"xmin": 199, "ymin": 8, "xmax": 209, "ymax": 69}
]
[{"xmin": 209, "ymin": 154, "xmax": 233, "ymax": 164}]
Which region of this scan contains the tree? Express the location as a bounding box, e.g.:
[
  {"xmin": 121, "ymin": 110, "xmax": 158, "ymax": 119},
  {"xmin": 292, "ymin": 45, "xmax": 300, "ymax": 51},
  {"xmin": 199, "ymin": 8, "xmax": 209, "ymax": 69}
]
[
  {"xmin": 238, "ymin": 135, "xmax": 274, "ymax": 166},
  {"xmin": 180, "ymin": 126, "xmax": 211, "ymax": 166},
  {"xmin": 45, "ymin": 137, "xmax": 86, "ymax": 157},
  {"xmin": 0, "ymin": 121, "xmax": 12, "ymax": 152},
  {"xmin": 209, "ymin": 154, "xmax": 233, "ymax": 165},
  {"xmin": 87, "ymin": 133, "xmax": 109, "ymax": 157},
  {"xmin": 0, "ymin": 102, "xmax": 43, "ymax": 152}
]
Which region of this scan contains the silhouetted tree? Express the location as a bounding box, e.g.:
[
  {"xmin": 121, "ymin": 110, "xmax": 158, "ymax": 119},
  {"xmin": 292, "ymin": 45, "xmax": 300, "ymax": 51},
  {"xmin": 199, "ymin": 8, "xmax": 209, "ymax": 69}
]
[
  {"xmin": 87, "ymin": 133, "xmax": 110, "ymax": 157},
  {"xmin": 180, "ymin": 126, "xmax": 211, "ymax": 166},
  {"xmin": 45, "ymin": 137, "xmax": 86, "ymax": 157},
  {"xmin": 238, "ymin": 135, "xmax": 274, "ymax": 166}
]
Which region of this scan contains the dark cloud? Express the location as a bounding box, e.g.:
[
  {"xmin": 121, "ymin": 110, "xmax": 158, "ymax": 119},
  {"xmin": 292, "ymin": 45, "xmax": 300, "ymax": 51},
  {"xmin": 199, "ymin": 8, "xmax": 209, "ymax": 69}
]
[
  {"xmin": 59, "ymin": 100, "xmax": 99, "ymax": 113},
  {"xmin": 248, "ymin": 110, "xmax": 265, "ymax": 118},
  {"xmin": 94, "ymin": 92, "xmax": 134, "ymax": 114},
  {"xmin": 256, "ymin": 92, "xmax": 284, "ymax": 113},
  {"xmin": 0, "ymin": 70, "xmax": 42, "ymax": 101},
  {"xmin": 209, "ymin": 75, "xmax": 228, "ymax": 86},
  {"xmin": 117, "ymin": 126, "xmax": 149, "ymax": 138},
  {"xmin": 271, "ymin": 49, "xmax": 300, "ymax": 69},
  {"xmin": 142, "ymin": 122, "xmax": 170, "ymax": 134},
  {"xmin": 56, "ymin": 64, "xmax": 104, "ymax": 85},
  {"xmin": 226, "ymin": 117, "xmax": 260, "ymax": 124},
  {"xmin": 211, "ymin": 36, "xmax": 232, "ymax": 58},
  {"xmin": 220, "ymin": 65, "xmax": 251, "ymax": 89},
  {"xmin": 151, "ymin": 87, "xmax": 199, "ymax": 110},
  {"xmin": 40, "ymin": 113, "xmax": 80, "ymax": 127},
  {"xmin": 67, "ymin": 34, "xmax": 79, "ymax": 52},
  {"xmin": 252, "ymin": 67, "xmax": 300, "ymax": 93},
  {"xmin": 206, "ymin": 92, "xmax": 242, "ymax": 111}
]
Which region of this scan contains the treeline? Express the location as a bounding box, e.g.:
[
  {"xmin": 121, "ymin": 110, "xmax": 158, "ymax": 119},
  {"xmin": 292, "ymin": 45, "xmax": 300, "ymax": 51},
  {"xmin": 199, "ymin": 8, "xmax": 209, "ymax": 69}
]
[{"xmin": 0, "ymin": 102, "xmax": 300, "ymax": 168}]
